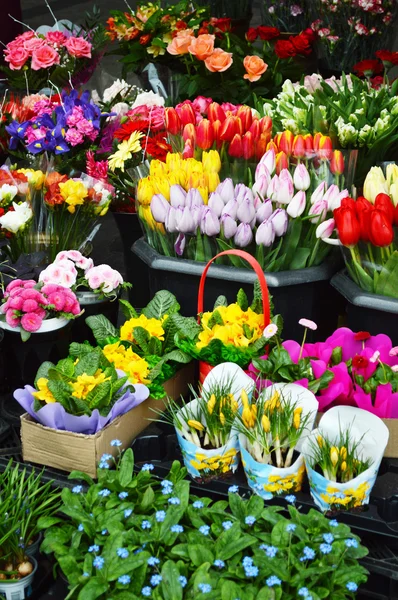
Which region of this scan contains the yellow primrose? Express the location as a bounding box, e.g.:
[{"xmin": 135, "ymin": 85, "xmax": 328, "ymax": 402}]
[
  {"xmin": 120, "ymin": 314, "xmax": 166, "ymax": 343},
  {"xmin": 33, "ymin": 378, "xmax": 56, "ymax": 404},
  {"xmin": 72, "ymin": 369, "xmax": 110, "ymax": 400},
  {"xmin": 103, "ymin": 342, "xmax": 150, "ymax": 384}
]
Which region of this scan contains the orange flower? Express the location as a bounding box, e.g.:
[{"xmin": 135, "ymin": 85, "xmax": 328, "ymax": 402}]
[
  {"xmin": 204, "ymin": 48, "xmax": 233, "ymax": 73},
  {"xmin": 46, "ymin": 172, "xmax": 67, "ymax": 187},
  {"xmin": 167, "ymin": 30, "xmax": 194, "ymax": 55},
  {"xmin": 188, "ymin": 34, "xmax": 215, "ymax": 60},
  {"xmin": 243, "ymin": 55, "xmax": 268, "ymax": 82}
]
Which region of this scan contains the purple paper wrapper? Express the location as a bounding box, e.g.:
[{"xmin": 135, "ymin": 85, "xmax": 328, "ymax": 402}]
[{"xmin": 14, "ymin": 374, "xmax": 150, "ymax": 435}]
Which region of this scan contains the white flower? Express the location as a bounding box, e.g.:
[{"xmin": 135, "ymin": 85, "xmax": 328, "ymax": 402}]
[
  {"xmin": 39, "ymin": 260, "xmax": 77, "ymax": 288},
  {"xmin": 91, "ymin": 89, "xmax": 101, "ymax": 104},
  {"xmin": 0, "ymin": 184, "xmax": 18, "ymax": 202},
  {"xmin": 263, "ymin": 323, "xmax": 278, "ymax": 339},
  {"xmin": 103, "ymin": 79, "xmax": 131, "ymax": 103},
  {"xmin": 0, "ymin": 202, "xmax": 32, "ymax": 233},
  {"xmin": 131, "ymin": 91, "xmax": 165, "ymax": 108},
  {"xmin": 107, "ymin": 102, "xmax": 129, "ymax": 122},
  {"xmin": 281, "ymin": 79, "xmax": 295, "ymax": 96},
  {"xmin": 85, "ymin": 264, "xmax": 123, "ymax": 294}
]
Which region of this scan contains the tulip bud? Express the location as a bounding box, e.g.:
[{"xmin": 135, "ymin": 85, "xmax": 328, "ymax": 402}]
[
  {"xmin": 253, "ymin": 174, "xmax": 270, "ymax": 199},
  {"xmin": 177, "ymin": 102, "xmax": 196, "ymax": 126},
  {"xmin": 200, "ymin": 207, "xmax": 220, "ymax": 236},
  {"xmin": 293, "ymin": 163, "xmax": 310, "ymax": 191},
  {"xmin": 278, "ymin": 131, "xmax": 294, "ymax": 156},
  {"xmin": 183, "ymin": 123, "xmax": 196, "ymax": 146},
  {"xmin": 270, "ymin": 208, "xmax": 288, "ymax": 236},
  {"xmin": 386, "ymin": 163, "xmax": 398, "ymax": 189},
  {"xmin": 170, "ymin": 184, "xmax": 187, "ymax": 208},
  {"xmin": 174, "ymin": 232, "xmax": 186, "ymax": 256},
  {"xmin": 237, "ymin": 105, "xmax": 252, "ymax": 130},
  {"xmin": 228, "ymin": 133, "xmax": 243, "ymax": 158},
  {"xmin": 150, "ymin": 193, "xmax": 170, "ymax": 223},
  {"xmin": 275, "ymin": 151, "xmax": 288, "ymax": 175},
  {"xmin": 310, "ymin": 181, "xmax": 326, "ymax": 204},
  {"xmin": 182, "ymin": 139, "xmax": 194, "ymax": 159},
  {"xmin": 165, "ymin": 107, "xmax": 181, "ymax": 135},
  {"xmin": 255, "ymin": 133, "xmax": 271, "ymax": 160},
  {"xmin": 292, "ymin": 135, "xmax": 306, "ymax": 159},
  {"xmin": 276, "ymin": 169, "xmax": 294, "ymax": 204},
  {"xmin": 390, "ymin": 182, "xmax": 398, "ymax": 207},
  {"xmin": 313, "ymin": 132, "xmax": 322, "ymax": 152},
  {"xmin": 208, "ymin": 192, "xmax": 224, "ymax": 217},
  {"xmin": 266, "ymin": 140, "xmax": 278, "ymax": 154},
  {"xmin": 220, "ymin": 116, "xmax": 238, "ymax": 142},
  {"xmin": 177, "ymin": 206, "xmax": 196, "ymax": 234},
  {"xmin": 196, "ymin": 119, "xmax": 214, "ymax": 150},
  {"xmin": 267, "ymin": 174, "xmax": 280, "ymax": 201},
  {"xmin": 208, "ymin": 102, "xmax": 226, "ymax": 123},
  {"xmin": 235, "ymin": 183, "xmax": 248, "ymax": 203},
  {"xmin": 242, "ymin": 131, "xmax": 254, "ymax": 160},
  {"xmin": 369, "ymin": 209, "xmax": 394, "ymax": 247},
  {"xmin": 303, "ymin": 133, "xmax": 314, "ymax": 156},
  {"xmin": 234, "ymin": 222, "xmax": 253, "ymax": 247},
  {"xmin": 255, "ymin": 219, "xmax": 275, "ymax": 247},
  {"xmin": 309, "ymin": 199, "xmax": 328, "ymax": 223},
  {"xmin": 212, "ymin": 119, "xmax": 222, "ymax": 147},
  {"xmin": 330, "ymin": 150, "xmax": 345, "ymax": 175},
  {"xmin": 237, "ymin": 197, "xmax": 256, "ymax": 224},
  {"xmin": 334, "ymin": 206, "xmax": 361, "ymax": 246},
  {"xmin": 331, "ymin": 189, "xmax": 349, "ymax": 211},
  {"xmin": 287, "ymin": 191, "xmax": 306, "ymax": 218},
  {"xmin": 202, "ymin": 149, "xmax": 221, "ymax": 173},
  {"xmin": 216, "ymin": 178, "xmax": 235, "ymax": 204},
  {"xmin": 375, "ymin": 192, "xmax": 394, "ymax": 223},
  {"xmin": 221, "ymin": 214, "xmax": 238, "ymax": 239},
  {"xmin": 255, "ymin": 162, "xmax": 271, "ymax": 184},
  {"xmin": 256, "ymin": 199, "xmax": 273, "ymax": 223},
  {"xmin": 323, "ymin": 184, "xmax": 340, "ymax": 211},
  {"xmin": 165, "ymin": 206, "xmax": 178, "ymax": 233},
  {"xmin": 222, "ymin": 197, "xmax": 238, "ymax": 219},
  {"xmin": 191, "ymin": 205, "xmax": 204, "ymax": 228},
  {"xmin": 316, "ymin": 218, "xmax": 335, "ymax": 239},
  {"xmin": 249, "ymin": 119, "xmax": 261, "ymax": 139},
  {"xmin": 259, "ymin": 116, "xmax": 272, "ymax": 133},
  {"xmin": 363, "ymin": 166, "xmax": 387, "ymax": 203},
  {"xmin": 186, "ymin": 188, "xmax": 204, "ymax": 208},
  {"xmin": 318, "ymin": 135, "xmax": 333, "ymax": 161},
  {"xmin": 259, "ymin": 148, "xmax": 276, "ymax": 175}
]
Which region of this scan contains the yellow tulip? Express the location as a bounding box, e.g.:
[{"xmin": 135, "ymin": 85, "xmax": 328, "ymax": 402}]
[
  {"xmin": 187, "ymin": 172, "xmax": 206, "ymax": 189},
  {"xmin": 184, "ymin": 157, "xmax": 204, "ymax": 175},
  {"xmin": 261, "ymin": 414, "xmax": 270, "ymax": 433},
  {"xmin": 197, "ymin": 186, "xmax": 209, "ymax": 205},
  {"xmin": 150, "ymin": 159, "xmax": 169, "ymax": 178},
  {"xmin": 202, "ymin": 150, "xmax": 222, "ymax": 173},
  {"xmin": 363, "ymin": 166, "xmax": 387, "ymax": 203},
  {"xmin": 293, "ymin": 407, "xmax": 302, "ymax": 430},
  {"xmin": 207, "ymin": 394, "xmax": 216, "ymax": 415},
  {"xmin": 187, "ymin": 419, "xmax": 205, "ymax": 432},
  {"xmin": 390, "ymin": 182, "xmax": 398, "ymax": 207},
  {"xmin": 137, "ymin": 178, "xmax": 155, "ymax": 206},
  {"xmin": 330, "ymin": 446, "xmax": 339, "ymax": 467},
  {"xmin": 168, "ymin": 170, "xmax": 187, "ymax": 187},
  {"xmin": 166, "ymin": 152, "xmax": 183, "ymax": 172},
  {"xmin": 152, "ymin": 177, "xmax": 171, "ymax": 200},
  {"xmin": 205, "ymin": 171, "xmax": 220, "ymax": 193}
]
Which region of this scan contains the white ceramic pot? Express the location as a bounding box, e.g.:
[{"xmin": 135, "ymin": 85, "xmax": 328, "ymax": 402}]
[
  {"xmin": 0, "ymin": 557, "xmax": 37, "ymax": 600},
  {"xmin": 0, "ymin": 317, "xmax": 70, "ymax": 334}
]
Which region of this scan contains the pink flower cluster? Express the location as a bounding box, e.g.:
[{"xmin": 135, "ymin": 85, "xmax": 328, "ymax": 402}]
[
  {"xmin": 127, "ymin": 105, "xmax": 166, "ymax": 131},
  {"xmin": 65, "ymin": 106, "xmax": 98, "ymax": 146},
  {"xmin": 1, "ymin": 279, "xmax": 80, "ymax": 333},
  {"xmin": 85, "ymin": 264, "xmax": 124, "ymax": 294},
  {"xmin": 175, "ymin": 97, "xmax": 241, "ymax": 124},
  {"xmin": 4, "ymin": 29, "xmax": 92, "ymax": 72}
]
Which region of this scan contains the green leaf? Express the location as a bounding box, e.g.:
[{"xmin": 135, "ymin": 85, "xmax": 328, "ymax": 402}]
[
  {"xmin": 47, "ymin": 379, "xmax": 72, "ymax": 408},
  {"xmin": 77, "ymin": 578, "xmax": 109, "ymax": 600},
  {"xmin": 237, "ymin": 288, "xmax": 249, "ymax": 311},
  {"xmin": 140, "ymin": 485, "xmax": 155, "ymax": 511},
  {"xmin": 58, "ymin": 555, "xmax": 81, "ymax": 586},
  {"xmin": 221, "ymin": 580, "xmax": 246, "ymax": 600},
  {"xmin": 119, "ymin": 299, "xmax": 138, "ymax": 319},
  {"xmin": 86, "ymin": 315, "xmax": 118, "ymax": 345},
  {"xmin": 160, "ymin": 560, "xmax": 183, "ymax": 600},
  {"xmin": 132, "ymin": 326, "xmax": 150, "ymax": 353},
  {"xmin": 20, "ymin": 328, "xmax": 31, "ymax": 342},
  {"xmin": 214, "ymin": 295, "xmax": 228, "ymax": 309},
  {"xmin": 74, "ymin": 350, "xmax": 101, "ymax": 377},
  {"xmin": 34, "ymin": 361, "xmax": 55, "ymax": 387},
  {"xmin": 148, "ymin": 350, "xmax": 192, "ymax": 381},
  {"xmin": 143, "ymin": 290, "xmax": 180, "ymax": 319},
  {"xmin": 290, "ymin": 247, "xmax": 311, "ymax": 270},
  {"xmin": 118, "ymin": 448, "xmax": 134, "ymax": 487},
  {"xmin": 271, "ymin": 520, "xmax": 292, "ymax": 547},
  {"xmin": 188, "ymin": 544, "xmax": 214, "ymax": 566},
  {"xmin": 86, "ymin": 381, "xmax": 112, "ymax": 410},
  {"xmin": 172, "ymin": 314, "xmax": 201, "ymax": 340}
]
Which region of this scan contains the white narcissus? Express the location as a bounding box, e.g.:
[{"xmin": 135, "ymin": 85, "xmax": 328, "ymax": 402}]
[{"xmin": 0, "ymin": 202, "xmax": 32, "ymax": 233}]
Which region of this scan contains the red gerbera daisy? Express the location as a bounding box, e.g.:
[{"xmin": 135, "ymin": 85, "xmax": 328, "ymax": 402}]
[
  {"xmin": 114, "ymin": 119, "xmax": 150, "ymax": 141},
  {"xmin": 354, "ymin": 331, "xmax": 371, "ymax": 342},
  {"xmin": 142, "ymin": 133, "xmax": 171, "ymax": 161}
]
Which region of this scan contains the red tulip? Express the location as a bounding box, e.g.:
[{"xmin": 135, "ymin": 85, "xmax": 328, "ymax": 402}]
[
  {"xmin": 275, "ymin": 151, "xmax": 288, "ymax": 174},
  {"xmin": 208, "ymin": 102, "xmax": 226, "ymax": 123},
  {"xmin": 394, "ymin": 204, "xmax": 398, "ymax": 227},
  {"xmin": 369, "ymin": 209, "xmax": 394, "ymax": 246},
  {"xmin": 196, "ymin": 119, "xmax": 214, "ymax": 150},
  {"xmin": 237, "ymin": 106, "xmax": 252, "ymax": 131},
  {"xmin": 165, "ymin": 107, "xmax": 181, "ymax": 135},
  {"xmin": 235, "ymin": 116, "xmax": 244, "ymax": 136},
  {"xmin": 182, "ymin": 139, "xmax": 194, "ymax": 159},
  {"xmin": 334, "ymin": 207, "xmax": 361, "ymax": 247},
  {"xmin": 358, "ymin": 208, "xmax": 373, "ymax": 242},
  {"xmin": 229, "ymin": 133, "xmax": 243, "ymax": 158},
  {"xmin": 266, "ymin": 140, "xmax": 278, "ymax": 153},
  {"xmin": 183, "ymin": 123, "xmax": 196, "ymax": 144},
  {"xmin": 278, "ymin": 131, "xmax": 294, "ymax": 156},
  {"xmin": 292, "ymin": 134, "xmax": 306, "ymax": 158},
  {"xmin": 318, "ymin": 135, "xmax": 333, "ymax": 160},
  {"xmin": 249, "ymin": 119, "xmax": 261, "ymax": 139},
  {"xmin": 212, "ymin": 119, "xmax": 222, "ymax": 147},
  {"xmin": 242, "ymin": 131, "xmax": 254, "ymax": 160},
  {"xmin": 356, "ymin": 196, "xmax": 373, "ymax": 213},
  {"xmin": 313, "ymin": 132, "xmax": 322, "ymax": 151},
  {"xmin": 330, "ymin": 150, "xmax": 345, "ymax": 175},
  {"xmin": 341, "ymin": 197, "xmax": 357, "ymax": 211},
  {"xmin": 374, "ymin": 193, "xmax": 394, "ymax": 223},
  {"xmin": 259, "ymin": 116, "xmax": 272, "ymax": 133},
  {"xmin": 178, "ymin": 103, "xmax": 196, "ymax": 126},
  {"xmin": 220, "ymin": 116, "xmax": 238, "ymax": 142},
  {"xmin": 303, "ymin": 133, "xmax": 314, "ymax": 155},
  {"xmin": 254, "ymin": 133, "xmax": 268, "ymax": 160}
]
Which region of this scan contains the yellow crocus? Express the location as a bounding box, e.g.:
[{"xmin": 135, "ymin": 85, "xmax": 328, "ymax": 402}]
[
  {"xmin": 317, "ymin": 435, "xmax": 324, "ymax": 448},
  {"xmin": 219, "ymin": 412, "xmax": 226, "ymax": 426},
  {"xmin": 187, "ymin": 419, "xmax": 205, "ymax": 432},
  {"xmin": 330, "ymin": 446, "xmax": 339, "ymax": 467},
  {"xmin": 241, "ymin": 389, "xmax": 250, "ymax": 409},
  {"xmin": 293, "ymin": 407, "xmax": 302, "ymax": 430},
  {"xmin": 340, "ymin": 446, "xmax": 347, "ymax": 460},
  {"xmin": 261, "ymin": 414, "xmax": 270, "ymax": 433},
  {"xmin": 341, "ymin": 461, "xmax": 347, "ymax": 472},
  {"xmin": 207, "ymin": 394, "xmax": 216, "ymax": 415}
]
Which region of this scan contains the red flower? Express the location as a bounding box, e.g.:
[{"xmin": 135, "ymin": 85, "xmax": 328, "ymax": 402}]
[
  {"xmin": 375, "ymin": 50, "xmax": 398, "ymax": 65},
  {"xmin": 274, "ymin": 39, "xmax": 297, "ymax": 59},
  {"xmin": 211, "ymin": 17, "xmax": 231, "ymax": 33},
  {"xmin": 353, "ymin": 59, "xmax": 383, "ymax": 77},
  {"xmin": 354, "ymin": 331, "xmax": 371, "ymax": 342},
  {"xmin": 370, "ymin": 76, "xmax": 384, "ymax": 89},
  {"xmin": 142, "ymin": 133, "xmax": 171, "ymax": 161},
  {"xmin": 334, "ymin": 207, "xmax": 361, "ymax": 247},
  {"xmin": 0, "ymin": 208, "xmax": 4, "ymax": 217},
  {"xmin": 114, "ymin": 120, "xmax": 150, "ymax": 141},
  {"xmin": 369, "ymin": 209, "xmax": 394, "ymax": 247},
  {"xmin": 175, "ymin": 20, "xmax": 188, "ymax": 30},
  {"xmin": 290, "ymin": 33, "xmax": 312, "ymax": 56},
  {"xmin": 303, "ymin": 27, "xmax": 316, "ymax": 43},
  {"xmin": 139, "ymin": 34, "xmax": 152, "ymax": 46},
  {"xmin": 374, "ymin": 193, "xmax": 394, "ymax": 223},
  {"xmin": 246, "ymin": 27, "xmax": 258, "ymax": 43},
  {"xmin": 257, "ymin": 26, "xmax": 280, "ymax": 41},
  {"xmin": 352, "ymin": 355, "xmax": 370, "ymax": 370}
]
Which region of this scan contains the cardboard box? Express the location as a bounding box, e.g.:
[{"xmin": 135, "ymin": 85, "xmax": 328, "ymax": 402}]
[
  {"xmin": 317, "ymin": 412, "xmax": 398, "ymax": 458},
  {"xmin": 21, "ymin": 363, "xmax": 194, "ymax": 478}
]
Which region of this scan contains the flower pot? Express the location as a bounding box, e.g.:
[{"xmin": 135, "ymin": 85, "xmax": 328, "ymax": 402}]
[
  {"xmin": 0, "ymin": 318, "xmax": 72, "ymax": 391},
  {"xmin": 331, "ymin": 270, "xmax": 398, "ymax": 343},
  {"xmin": 133, "ymin": 238, "xmax": 345, "ymax": 341},
  {"xmin": 71, "ymin": 291, "xmax": 119, "ymax": 345},
  {"xmin": 112, "ymin": 212, "xmax": 150, "ymax": 309},
  {"xmin": 0, "ymin": 557, "xmax": 37, "ymax": 600},
  {"xmin": 25, "ymin": 533, "xmax": 42, "ymax": 559}
]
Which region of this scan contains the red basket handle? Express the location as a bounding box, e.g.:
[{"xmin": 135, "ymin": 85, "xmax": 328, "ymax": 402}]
[{"xmin": 197, "ymin": 250, "xmax": 271, "ymax": 329}]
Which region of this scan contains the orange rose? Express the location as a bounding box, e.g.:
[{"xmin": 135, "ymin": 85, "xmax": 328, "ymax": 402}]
[
  {"xmin": 188, "ymin": 34, "xmax": 215, "ymax": 60},
  {"xmin": 243, "ymin": 55, "xmax": 268, "ymax": 82},
  {"xmin": 167, "ymin": 30, "xmax": 194, "ymax": 55},
  {"xmin": 204, "ymin": 48, "xmax": 233, "ymax": 73}
]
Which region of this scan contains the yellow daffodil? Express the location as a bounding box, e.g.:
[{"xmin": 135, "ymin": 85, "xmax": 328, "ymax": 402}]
[
  {"xmin": 71, "ymin": 369, "xmax": 110, "ymax": 400},
  {"xmin": 33, "ymin": 378, "xmax": 56, "ymax": 404},
  {"xmin": 59, "ymin": 180, "xmax": 88, "ymax": 214},
  {"xmin": 120, "ymin": 314, "xmax": 166, "ymax": 343},
  {"xmin": 108, "ymin": 131, "xmax": 144, "ymax": 173}
]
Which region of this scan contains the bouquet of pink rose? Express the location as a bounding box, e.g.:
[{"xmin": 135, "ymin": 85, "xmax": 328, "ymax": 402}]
[{"xmin": 0, "ymin": 278, "xmax": 80, "ymax": 341}]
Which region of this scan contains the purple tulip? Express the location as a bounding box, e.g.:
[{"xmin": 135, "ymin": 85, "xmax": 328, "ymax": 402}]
[
  {"xmin": 170, "ymin": 184, "xmax": 187, "ymax": 208},
  {"xmin": 309, "ymin": 199, "xmax": 328, "ymax": 224},
  {"xmin": 165, "ymin": 206, "xmax": 178, "ymax": 233},
  {"xmin": 270, "ymin": 209, "xmax": 288, "ymax": 236},
  {"xmin": 310, "ymin": 181, "xmax": 326, "ymax": 204},
  {"xmin": 221, "ymin": 214, "xmax": 238, "ymax": 239},
  {"xmin": 186, "ymin": 188, "xmax": 204, "ymax": 208},
  {"xmin": 200, "ymin": 207, "xmax": 220, "ymax": 236},
  {"xmin": 191, "ymin": 205, "xmax": 204, "ymax": 228},
  {"xmin": 267, "ymin": 175, "xmax": 280, "ymax": 201},
  {"xmin": 175, "ymin": 233, "xmax": 186, "ymax": 256},
  {"xmin": 234, "ymin": 222, "xmax": 253, "ymax": 247},
  {"xmin": 235, "ymin": 183, "xmax": 247, "ymax": 203},
  {"xmin": 276, "ymin": 169, "xmax": 294, "ymax": 204},
  {"xmin": 150, "ymin": 194, "xmax": 169, "ymax": 223},
  {"xmin": 252, "ymin": 173, "xmax": 270, "ymax": 199},
  {"xmin": 208, "ymin": 192, "xmax": 224, "ymax": 217},
  {"xmin": 255, "ymin": 219, "xmax": 275, "ymax": 247},
  {"xmin": 177, "ymin": 206, "xmax": 196, "ymax": 234},
  {"xmin": 253, "ymin": 195, "xmax": 262, "ymax": 210},
  {"xmin": 237, "ymin": 197, "xmax": 256, "ymax": 224},
  {"xmin": 222, "ymin": 198, "xmax": 238, "ymax": 219},
  {"xmin": 287, "ymin": 191, "xmax": 306, "ymax": 218},
  {"xmin": 216, "ymin": 178, "xmax": 234, "ymax": 204},
  {"xmin": 293, "ymin": 163, "xmax": 310, "ymax": 191},
  {"xmin": 256, "ymin": 199, "xmax": 273, "ymax": 223},
  {"xmin": 258, "ymin": 148, "xmax": 275, "ymax": 175}
]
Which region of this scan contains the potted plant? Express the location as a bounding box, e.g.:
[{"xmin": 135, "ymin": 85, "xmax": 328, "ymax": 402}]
[
  {"xmin": 302, "ymin": 406, "xmax": 389, "ymax": 512},
  {"xmin": 234, "ymin": 382, "xmax": 318, "ymax": 500},
  {"xmin": 159, "ymin": 362, "xmax": 254, "ymax": 482},
  {"xmin": 39, "ymin": 443, "xmax": 369, "ymax": 599},
  {"xmin": 0, "ymin": 278, "xmax": 81, "ymax": 389}
]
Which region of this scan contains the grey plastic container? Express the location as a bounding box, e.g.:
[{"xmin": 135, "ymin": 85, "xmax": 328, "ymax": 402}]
[
  {"xmin": 132, "ymin": 238, "xmax": 345, "ymax": 341},
  {"xmin": 331, "ymin": 271, "xmax": 398, "ymax": 343}
]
